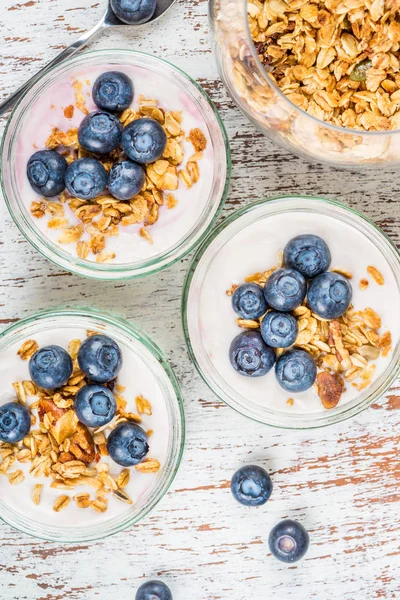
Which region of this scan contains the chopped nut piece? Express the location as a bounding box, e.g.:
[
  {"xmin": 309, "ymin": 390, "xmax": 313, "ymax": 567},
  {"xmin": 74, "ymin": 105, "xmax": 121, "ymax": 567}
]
[
  {"xmin": 367, "ymin": 266, "xmax": 385, "ymax": 285},
  {"xmin": 359, "ymin": 278, "xmax": 369, "ymax": 290},
  {"xmin": 139, "ymin": 227, "xmax": 153, "ymax": 244},
  {"xmin": 317, "ymin": 372, "xmax": 344, "ymax": 409},
  {"xmin": 188, "ymin": 128, "xmax": 207, "ymax": 152},
  {"xmin": 64, "ymin": 105, "xmax": 75, "ymax": 119},
  {"xmin": 166, "ymin": 194, "xmax": 178, "ymax": 209},
  {"xmin": 286, "ymin": 398, "xmax": 294, "ymax": 406}
]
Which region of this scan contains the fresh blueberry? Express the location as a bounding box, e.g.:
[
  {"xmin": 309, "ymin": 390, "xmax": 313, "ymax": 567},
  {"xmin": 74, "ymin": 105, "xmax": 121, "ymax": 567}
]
[
  {"xmin": 275, "ymin": 349, "xmax": 316, "ymax": 393},
  {"xmin": 231, "ymin": 465, "xmax": 272, "ymax": 507},
  {"xmin": 283, "ymin": 234, "xmax": 331, "ymax": 279},
  {"xmin": 229, "ymin": 330, "xmax": 275, "ymax": 377},
  {"xmin": 29, "ymin": 345, "xmax": 72, "ymax": 390},
  {"xmin": 111, "ymin": 0, "xmax": 157, "ymax": 25},
  {"xmin": 263, "ymin": 268, "xmax": 307, "ymax": 312},
  {"xmin": 93, "ymin": 71, "xmax": 134, "ymax": 113},
  {"xmin": 78, "ymin": 334, "xmax": 123, "ymax": 383},
  {"xmin": 232, "ymin": 283, "xmax": 268, "ymax": 320},
  {"xmin": 65, "ymin": 158, "xmax": 107, "ymax": 200},
  {"xmin": 108, "ymin": 160, "xmax": 145, "ymax": 200},
  {"xmin": 135, "ymin": 580, "xmax": 172, "ymax": 600},
  {"xmin": 269, "ymin": 519, "xmax": 310, "ymax": 563},
  {"xmin": 0, "ymin": 402, "xmax": 31, "ymax": 443},
  {"xmin": 27, "ymin": 150, "xmax": 67, "ymax": 197},
  {"xmin": 308, "ymin": 272, "xmax": 353, "ymax": 319},
  {"xmin": 261, "ymin": 311, "xmax": 298, "ymax": 348},
  {"xmin": 121, "ymin": 117, "xmax": 167, "ymax": 164},
  {"xmin": 74, "ymin": 384, "xmax": 117, "ymax": 428},
  {"xmin": 107, "ymin": 422, "xmax": 149, "ymax": 467},
  {"xmin": 78, "ymin": 111, "xmax": 123, "ymax": 154}
]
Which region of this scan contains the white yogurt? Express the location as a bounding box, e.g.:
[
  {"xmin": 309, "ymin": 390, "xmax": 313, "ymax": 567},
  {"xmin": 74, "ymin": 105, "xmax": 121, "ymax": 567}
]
[
  {"xmin": 193, "ymin": 207, "xmax": 400, "ymax": 415},
  {"xmin": 16, "ymin": 64, "xmax": 214, "ymax": 264},
  {"xmin": 0, "ymin": 328, "xmax": 169, "ymax": 527}
]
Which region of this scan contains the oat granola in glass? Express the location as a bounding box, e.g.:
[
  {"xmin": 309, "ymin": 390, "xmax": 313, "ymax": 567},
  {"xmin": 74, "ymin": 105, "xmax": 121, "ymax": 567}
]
[
  {"xmin": 210, "ymin": 0, "xmax": 400, "ymax": 167},
  {"xmin": 0, "ymin": 309, "xmax": 185, "ymax": 542},
  {"xmin": 1, "ymin": 50, "xmax": 230, "ymax": 279}
]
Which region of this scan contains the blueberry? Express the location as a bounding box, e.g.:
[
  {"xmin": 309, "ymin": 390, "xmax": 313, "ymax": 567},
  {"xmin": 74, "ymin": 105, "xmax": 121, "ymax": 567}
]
[
  {"xmin": 29, "ymin": 345, "xmax": 72, "ymax": 390},
  {"xmin": 108, "ymin": 160, "xmax": 145, "ymax": 200},
  {"xmin": 78, "ymin": 111, "xmax": 123, "ymax": 154},
  {"xmin": 308, "ymin": 272, "xmax": 353, "ymax": 319},
  {"xmin": 0, "ymin": 402, "xmax": 31, "ymax": 443},
  {"xmin": 107, "ymin": 422, "xmax": 149, "ymax": 467},
  {"xmin": 269, "ymin": 519, "xmax": 310, "ymax": 563},
  {"xmin": 135, "ymin": 581, "xmax": 172, "ymax": 600},
  {"xmin": 263, "ymin": 268, "xmax": 307, "ymax": 312},
  {"xmin": 229, "ymin": 330, "xmax": 275, "ymax": 377},
  {"xmin": 65, "ymin": 158, "xmax": 107, "ymax": 200},
  {"xmin": 232, "ymin": 283, "xmax": 268, "ymax": 320},
  {"xmin": 27, "ymin": 150, "xmax": 67, "ymax": 197},
  {"xmin": 275, "ymin": 349, "xmax": 316, "ymax": 393},
  {"xmin": 111, "ymin": 0, "xmax": 157, "ymax": 25},
  {"xmin": 93, "ymin": 71, "xmax": 134, "ymax": 113},
  {"xmin": 74, "ymin": 384, "xmax": 117, "ymax": 428},
  {"xmin": 260, "ymin": 311, "xmax": 298, "ymax": 348},
  {"xmin": 78, "ymin": 334, "xmax": 123, "ymax": 383},
  {"xmin": 121, "ymin": 118, "xmax": 167, "ymax": 164},
  {"xmin": 231, "ymin": 465, "xmax": 272, "ymax": 507},
  {"xmin": 283, "ymin": 234, "xmax": 331, "ymax": 278}
]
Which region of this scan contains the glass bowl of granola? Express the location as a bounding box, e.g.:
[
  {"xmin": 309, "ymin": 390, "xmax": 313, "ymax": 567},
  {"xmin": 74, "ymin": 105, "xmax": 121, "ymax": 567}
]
[
  {"xmin": 210, "ymin": 0, "xmax": 400, "ymax": 167},
  {"xmin": 183, "ymin": 196, "xmax": 400, "ymax": 428},
  {"xmin": 1, "ymin": 50, "xmax": 230, "ymax": 279},
  {"xmin": 0, "ymin": 309, "xmax": 185, "ymax": 542}
]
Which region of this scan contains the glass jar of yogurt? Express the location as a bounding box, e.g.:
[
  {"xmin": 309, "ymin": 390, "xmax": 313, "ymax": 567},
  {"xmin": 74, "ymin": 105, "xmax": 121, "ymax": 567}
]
[
  {"xmin": 183, "ymin": 196, "xmax": 400, "ymax": 428},
  {"xmin": 210, "ymin": 0, "xmax": 400, "ymax": 168},
  {"xmin": 1, "ymin": 50, "xmax": 230, "ymax": 279},
  {"xmin": 0, "ymin": 309, "xmax": 184, "ymax": 542}
]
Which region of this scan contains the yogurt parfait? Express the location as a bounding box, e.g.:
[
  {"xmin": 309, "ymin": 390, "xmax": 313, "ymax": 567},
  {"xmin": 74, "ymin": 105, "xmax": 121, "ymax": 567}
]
[
  {"xmin": 1, "ymin": 50, "xmax": 230, "ymax": 279},
  {"xmin": 0, "ymin": 310, "xmax": 184, "ymax": 542},
  {"xmin": 183, "ymin": 196, "xmax": 400, "ymax": 428}
]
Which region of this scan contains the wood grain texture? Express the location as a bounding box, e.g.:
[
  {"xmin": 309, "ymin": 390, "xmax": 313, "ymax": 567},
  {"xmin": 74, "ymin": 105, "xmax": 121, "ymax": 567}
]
[{"xmin": 0, "ymin": 0, "xmax": 399, "ymax": 598}]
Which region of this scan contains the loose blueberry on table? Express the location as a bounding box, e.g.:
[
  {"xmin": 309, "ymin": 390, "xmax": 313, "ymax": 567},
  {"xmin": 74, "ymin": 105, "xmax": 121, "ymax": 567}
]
[
  {"xmin": 78, "ymin": 111, "xmax": 123, "ymax": 154},
  {"xmin": 65, "ymin": 157, "xmax": 108, "ymax": 200},
  {"xmin": 231, "ymin": 465, "xmax": 272, "ymax": 506},
  {"xmin": 29, "ymin": 345, "xmax": 73, "ymax": 390},
  {"xmin": 229, "ymin": 330, "xmax": 275, "ymax": 377},
  {"xmin": 263, "ymin": 268, "xmax": 307, "ymax": 312},
  {"xmin": 27, "ymin": 150, "xmax": 67, "ymax": 197},
  {"xmin": 93, "ymin": 71, "xmax": 134, "ymax": 113},
  {"xmin": 268, "ymin": 519, "xmax": 310, "ymax": 563},
  {"xmin": 0, "ymin": 402, "xmax": 31, "ymax": 443},
  {"xmin": 136, "ymin": 580, "xmax": 173, "ymax": 600},
  {"xmin": 111, "ymin": 0, "xmax": 157, "ymax": 25},
  {"xmin": 107, "ymin": 421, "xmax": 150, "ymax": 466}
]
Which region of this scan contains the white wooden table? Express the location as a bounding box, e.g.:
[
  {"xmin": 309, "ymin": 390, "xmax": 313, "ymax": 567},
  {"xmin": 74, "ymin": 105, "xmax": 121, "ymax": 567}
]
[{"xmin": 0, "ymin": 1, "xmax": 399, "ymax": 598}]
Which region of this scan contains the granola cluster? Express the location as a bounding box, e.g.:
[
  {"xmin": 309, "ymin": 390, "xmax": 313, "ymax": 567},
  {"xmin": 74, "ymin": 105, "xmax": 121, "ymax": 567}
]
[
  {"xmin": 249, "ymin": 0, "xmax": 400, "ymax": 130},
  {"xmin": 30, "ymin": 82, "xmax": 207, "ymax": 263},
  {"xmin": 227, "ymin": 256, "xmax": 392, "ymax": 409},
  {"xmin": 0, "ymin": 335, "xmax": 160, "ymax": 514}
]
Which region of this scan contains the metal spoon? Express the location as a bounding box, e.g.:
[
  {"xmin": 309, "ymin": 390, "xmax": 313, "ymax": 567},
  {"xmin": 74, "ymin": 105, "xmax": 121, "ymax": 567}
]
[{"xmin": 0, "ymin": 0, "xmax": 176, "ymax": 117}]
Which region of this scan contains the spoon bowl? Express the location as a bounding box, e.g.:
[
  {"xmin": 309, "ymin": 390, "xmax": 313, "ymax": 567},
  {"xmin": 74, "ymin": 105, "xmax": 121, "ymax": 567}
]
[{"xmin": 0, "ymin": 0, "xmax": 178, "ymax": 117}]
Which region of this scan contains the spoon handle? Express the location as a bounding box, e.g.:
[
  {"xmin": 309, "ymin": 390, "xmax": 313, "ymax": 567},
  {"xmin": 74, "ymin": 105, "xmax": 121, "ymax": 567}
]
[{"xmin": 0, "ymin": 19, "xmax": 105, "ymax": 118}]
